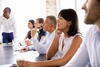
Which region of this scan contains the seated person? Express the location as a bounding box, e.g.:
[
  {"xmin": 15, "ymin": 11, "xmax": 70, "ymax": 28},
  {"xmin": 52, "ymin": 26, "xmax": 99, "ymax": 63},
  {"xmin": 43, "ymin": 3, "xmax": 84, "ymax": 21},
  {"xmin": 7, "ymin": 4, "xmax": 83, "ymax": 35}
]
[
  {"xmin": 35, "ymin": 18, "xmax": 46, "ymax": 41},
  {"xmin": 20, "ymin": 19, "xmax": 36, "ymax": 46},
  {"xmin": 21, "ymin": 16, "xmax": 57, "ymax": 54},
  {"xmin": 25, "ymin": 19, "xmax": 35, "ymax": 40},
  {"xmin": 19, "ymin": 9, "xmax": 82, "ymax": 67}
]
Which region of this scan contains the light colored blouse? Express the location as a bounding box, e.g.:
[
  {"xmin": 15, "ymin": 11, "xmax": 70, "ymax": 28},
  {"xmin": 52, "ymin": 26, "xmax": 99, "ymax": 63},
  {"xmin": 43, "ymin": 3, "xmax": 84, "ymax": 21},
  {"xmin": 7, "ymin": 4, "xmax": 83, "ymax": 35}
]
[{"xmin": 52, "ymin": 33, "xmax": 80, "ymax": 60}]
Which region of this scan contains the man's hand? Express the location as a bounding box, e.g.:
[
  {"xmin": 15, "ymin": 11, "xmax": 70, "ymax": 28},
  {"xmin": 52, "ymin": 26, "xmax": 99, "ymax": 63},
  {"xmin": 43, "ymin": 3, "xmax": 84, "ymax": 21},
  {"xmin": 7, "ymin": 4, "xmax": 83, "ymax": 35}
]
[
  {"xmin": 25, "ymin": 40, "xmax": 32, "ymax": 46},
  {"xmin": 20, "ymin": 47, "xmax": 29, "ymax": 52}
]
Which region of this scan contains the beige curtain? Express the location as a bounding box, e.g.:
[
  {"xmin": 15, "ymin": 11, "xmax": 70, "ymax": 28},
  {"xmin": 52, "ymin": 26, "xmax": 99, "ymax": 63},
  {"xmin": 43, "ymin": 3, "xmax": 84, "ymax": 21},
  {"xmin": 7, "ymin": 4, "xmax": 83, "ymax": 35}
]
[{"xmin": 46, "ymin": 0, "xmax": 57, "ymax": 17}]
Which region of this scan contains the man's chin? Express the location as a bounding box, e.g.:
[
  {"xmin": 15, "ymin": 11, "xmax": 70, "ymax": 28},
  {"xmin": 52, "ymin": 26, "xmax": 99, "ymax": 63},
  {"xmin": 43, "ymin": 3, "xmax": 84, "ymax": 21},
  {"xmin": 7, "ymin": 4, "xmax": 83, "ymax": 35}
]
[{"xmin": 84, "ymin": 18, "xmax": 95, "ymax": 25}]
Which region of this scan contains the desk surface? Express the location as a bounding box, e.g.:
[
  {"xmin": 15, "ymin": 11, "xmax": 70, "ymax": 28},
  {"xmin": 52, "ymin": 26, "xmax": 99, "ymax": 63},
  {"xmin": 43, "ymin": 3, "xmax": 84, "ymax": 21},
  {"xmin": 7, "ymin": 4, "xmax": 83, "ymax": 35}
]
[
  {"xmin": 0, "ymin": 45, "xmax": 16, "ymax": 65},
  {"xmin": 0, "ymin": 45, "xmax": 46, "ymax": 66}
]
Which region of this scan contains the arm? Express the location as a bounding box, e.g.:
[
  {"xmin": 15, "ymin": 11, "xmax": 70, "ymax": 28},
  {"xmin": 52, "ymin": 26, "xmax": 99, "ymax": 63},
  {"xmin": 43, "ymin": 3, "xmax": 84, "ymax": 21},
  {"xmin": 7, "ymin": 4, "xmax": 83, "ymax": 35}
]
[
  {"xmin": 0, "ymin": 17, "xmax": 2, "ymax": 33},
  {"xmin": 0, "ymin": 18, "xmax": 3, "ymax": 41},
  {"xmin": 31, "ymin": 31, "xmax": 56, "ymax": 54},
  {"xmin": 20, "ymin": 41, "xmax": 89, "ymax": 67},
  {"xmin": 32, "ymin": 35, "xmax": 82, "ymax": 67},
  {"xmin": 12, "ymin": 17, "xmax": 17, "ymax": 41},
  {"xmin": 0, "ymin": 22, "xmax": 2, "ymax": 32},
  {"xmin": 46, "ymin": 30, "xmax": 62, "ymax": 59},
  {"xmin": 60, "ymin": 35, "xmax": 82, "ymax": 64},
  {"xmin": 21, "ymin": 35, "xmax": 82, "ymax": 67},
  {"xmin": 46, "ymin": 35, "xmax": 59, "ymax": 59},
  {"xmin": 31, "ymin": 29, "xmax": 37, "ymax": 37},
  {"xmin": 0, "ymin": 23, "xmax": 2, "ymax": 33},
  {"xmin": 30, "ymin": 35, "xmax": 83, "ymax": 67},
  {"xmin": 25, "ymin": 31, "xmax": 58, "ymax": 54},
  {"xmin": 30, "ymin": 37, "xmax": 48, "ymax": 54}
]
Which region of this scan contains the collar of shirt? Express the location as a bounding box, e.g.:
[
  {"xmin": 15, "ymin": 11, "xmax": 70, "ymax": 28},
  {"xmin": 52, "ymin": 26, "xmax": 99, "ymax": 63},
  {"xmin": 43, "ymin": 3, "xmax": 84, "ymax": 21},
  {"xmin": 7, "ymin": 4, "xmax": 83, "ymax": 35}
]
[
  {"xmin": 45, "ymin": 31, "xmax": 55, "ymax": 39},
  {"xmin": 2, "ymin": 15, "xmax": 12, "ymax": 20},
  {"xmin": 94, "ymin": 25, "xmax": 100, "ymax": 36}
]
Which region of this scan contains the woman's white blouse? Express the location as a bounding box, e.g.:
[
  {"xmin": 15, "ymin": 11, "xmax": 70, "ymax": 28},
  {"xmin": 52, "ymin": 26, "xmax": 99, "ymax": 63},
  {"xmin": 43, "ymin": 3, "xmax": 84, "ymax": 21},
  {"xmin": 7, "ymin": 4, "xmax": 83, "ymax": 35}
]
[{"xmin": 52, "ymin": 33, "xmax": 80, "ymax": 59}]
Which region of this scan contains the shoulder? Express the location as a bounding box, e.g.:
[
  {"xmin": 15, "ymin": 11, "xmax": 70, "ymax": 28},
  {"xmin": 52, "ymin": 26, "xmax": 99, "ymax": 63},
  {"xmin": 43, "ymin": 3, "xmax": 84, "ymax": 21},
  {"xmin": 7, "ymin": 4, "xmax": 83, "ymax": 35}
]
[
  {"xmin": 83, "ymin": 25, "xmax": 97, "ymax": 44},
  {"xmin": 0, "ymin": 16, "xmax": 4, "ymax": 23},
  {"xmin": 85, "ymin": 25, "xmax": 97, "ymax": 38},
  {"xmin": 10, "ymin": 16, "xmax": 15, "ymax": 20},
  {"xmin": 73, "ymin": 33, "xmax": 82, "ymax": 40},
  {"xmin": 74, "ymin": 35, "xmax": 82, "ymax": 41},
  {"xmin": 0, "ymin": 16, "xmax": 3, "ymax": 18},
  {"xmin": 87, "ymin": 25, "xmax": 97, "ymax": 33},
  {"xmin": 72, "ymin": 34, "xmax": 82, "ymax": 43}
]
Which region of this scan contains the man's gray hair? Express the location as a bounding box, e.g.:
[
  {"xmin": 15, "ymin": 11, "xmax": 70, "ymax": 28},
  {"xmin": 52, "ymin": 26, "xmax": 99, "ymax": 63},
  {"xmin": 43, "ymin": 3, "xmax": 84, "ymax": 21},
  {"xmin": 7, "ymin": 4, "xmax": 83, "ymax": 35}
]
[{"xmin": 46, "ymin": 16, "xmax": 57, "ymax": 28}]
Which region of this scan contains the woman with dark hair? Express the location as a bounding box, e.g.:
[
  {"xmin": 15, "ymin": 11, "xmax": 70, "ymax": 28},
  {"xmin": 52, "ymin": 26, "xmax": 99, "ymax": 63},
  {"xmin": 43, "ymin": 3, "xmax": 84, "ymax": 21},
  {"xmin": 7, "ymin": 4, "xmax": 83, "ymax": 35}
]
[
  {"xmin": 25, "ymin": 19, "xmax": 35, "ymax": 40},
  {"xmin": 19, "ymin": 9, "xmax": 82, "ymax": 67}
]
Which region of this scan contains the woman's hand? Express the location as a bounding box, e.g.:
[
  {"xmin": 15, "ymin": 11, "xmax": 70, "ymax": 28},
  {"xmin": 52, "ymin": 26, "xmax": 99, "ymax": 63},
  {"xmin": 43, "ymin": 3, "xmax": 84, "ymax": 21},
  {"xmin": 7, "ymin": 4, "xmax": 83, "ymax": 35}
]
[
  {"xmin": 55, "ymin": 30, "xmax": 62, "ymax": 38},
  {"xmin": 31, "ymin": 29, "xmax": 37, "ymax": 37},
  {"xmin": 17, "ymin": 60, "xmax": 37, "ymax": 67},
  {"xmin": 20, "ymin": 47, "xmax": 29, "ymax": 52}
]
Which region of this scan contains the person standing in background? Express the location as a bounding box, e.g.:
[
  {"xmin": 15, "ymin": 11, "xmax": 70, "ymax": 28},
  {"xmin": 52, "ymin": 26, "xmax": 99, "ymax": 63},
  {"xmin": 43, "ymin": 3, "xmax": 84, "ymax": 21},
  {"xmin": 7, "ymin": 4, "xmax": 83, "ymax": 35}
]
[{"xmin": 0, "ymin": 7, "xmax": 16, "ymax": 44}]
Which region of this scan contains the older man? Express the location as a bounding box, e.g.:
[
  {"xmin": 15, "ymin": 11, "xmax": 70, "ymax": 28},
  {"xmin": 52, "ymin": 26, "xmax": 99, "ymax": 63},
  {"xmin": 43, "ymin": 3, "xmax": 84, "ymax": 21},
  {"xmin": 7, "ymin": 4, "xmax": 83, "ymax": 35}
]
[{"xmin": 65, "ymin": 0, "xmax": 100, "ymax": 67}]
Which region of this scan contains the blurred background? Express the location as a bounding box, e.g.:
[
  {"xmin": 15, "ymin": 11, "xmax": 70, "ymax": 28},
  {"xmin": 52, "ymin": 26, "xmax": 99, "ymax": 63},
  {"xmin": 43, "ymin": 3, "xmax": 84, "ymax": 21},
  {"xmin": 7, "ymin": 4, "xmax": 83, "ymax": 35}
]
[{"xmin": 0, "ymin": 0, "xmax": 92, "ymax": 42}]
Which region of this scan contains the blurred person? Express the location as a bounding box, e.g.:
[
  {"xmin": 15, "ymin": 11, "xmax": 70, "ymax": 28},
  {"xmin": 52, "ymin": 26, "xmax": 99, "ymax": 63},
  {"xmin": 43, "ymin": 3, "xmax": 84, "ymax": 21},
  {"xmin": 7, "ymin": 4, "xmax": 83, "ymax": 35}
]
[
  {"xmin": 61, "ymin": 0, "xmax": 100, "ymax": 67},
  {"xmin": 19, "ymin": 19, "xmax": 36, "ymax": 46},
  {"xmin": 25, "ymin": 18, "xmax": 45, "ymax": 46},
  {"xmin": 25, "ymin": 19, "xmax": 35, "ymax": 40},
  {"xmin": 19, "ymin": 9, "xmax": 82, "ymax": 67},
  {"xmin": 21, "ymin": 16, "xmax": 56, "ymax": 54},
  {"xmin": 0, "ymin": 7, "xmax": 16, "ymax": 44},
  {"xmin": 35, "ymin": 18, "xmax": 46, "ymax": 41}
]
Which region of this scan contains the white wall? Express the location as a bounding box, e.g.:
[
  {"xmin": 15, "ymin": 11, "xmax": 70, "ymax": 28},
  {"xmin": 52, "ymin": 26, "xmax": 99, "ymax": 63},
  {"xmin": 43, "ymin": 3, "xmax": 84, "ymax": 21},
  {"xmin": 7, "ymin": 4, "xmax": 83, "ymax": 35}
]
[
  {"xmin": 59, "ymin": 0, "xmax": 92, "ymax": 37},
  {"xmin": 14, "ymin": 0, "xmax": 46, "ymax": 41},
  {"xmin": 0, "ymin": 0, "xmax": 2, "ymax": 15},
  {"xmin": 0, "ymin": 0, "xmax": 92, "ymax": 42},
  {"xmin": 1, "ymin": 0, "xmax": 46, "ymax": 41},
  {"xmin": 76, "ymin": 0, "xmax": 92, "ymax": 36}
]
